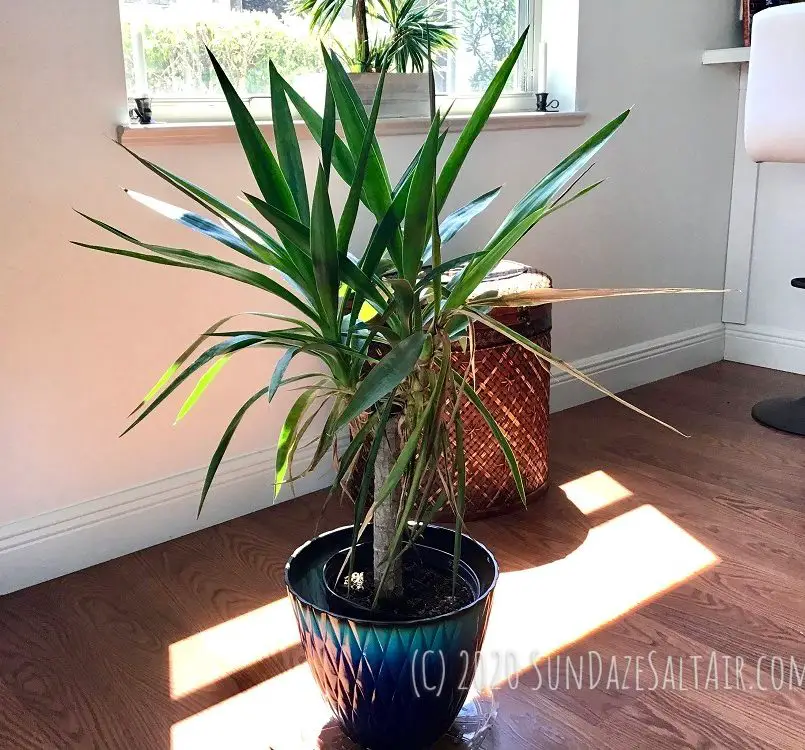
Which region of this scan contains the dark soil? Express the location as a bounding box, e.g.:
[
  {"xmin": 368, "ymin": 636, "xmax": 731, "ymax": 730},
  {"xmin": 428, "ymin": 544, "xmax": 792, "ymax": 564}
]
[{"xmin": 329, "ymin": 552, "xmax": 476, "ymax": 620}]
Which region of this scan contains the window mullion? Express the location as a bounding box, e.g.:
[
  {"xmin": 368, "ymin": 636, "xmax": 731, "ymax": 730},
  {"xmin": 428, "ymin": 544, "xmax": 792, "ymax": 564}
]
[
  {"xmin": 131, "ymin": 17, "xmax": 148, "ymax": 97},
  {"xmin": 519, "ymin": 0, "xmax": 541, "ymax": 93}
]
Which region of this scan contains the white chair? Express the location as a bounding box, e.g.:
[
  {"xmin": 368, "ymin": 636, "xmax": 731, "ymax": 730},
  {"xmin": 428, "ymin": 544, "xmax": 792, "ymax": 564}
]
[{"xmin": 744, "ymin": 3, "xmax": 805, "ymax": 436}]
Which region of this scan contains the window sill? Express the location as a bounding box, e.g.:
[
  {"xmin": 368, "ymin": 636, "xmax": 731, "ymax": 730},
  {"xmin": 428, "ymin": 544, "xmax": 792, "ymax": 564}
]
[{"xmin": 117, "ymin": 111, "xmax": 588, "ymax": 147}]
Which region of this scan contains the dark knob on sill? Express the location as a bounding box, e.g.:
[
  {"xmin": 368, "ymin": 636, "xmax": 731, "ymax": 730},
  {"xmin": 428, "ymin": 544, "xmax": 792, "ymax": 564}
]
[{"xmin": 792, "ymin": 278, "xmax": 805, "ymax": 289}]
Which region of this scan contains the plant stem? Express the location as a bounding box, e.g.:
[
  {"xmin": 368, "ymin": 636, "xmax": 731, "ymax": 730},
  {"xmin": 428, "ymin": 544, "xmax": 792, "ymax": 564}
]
[
  {"xmin": 373, "ymin": 416, "xmax": 404, "ymax": 601},
  {"xmin": 354, "ymin": 0, "xmax": 370, "ymax": 71}
]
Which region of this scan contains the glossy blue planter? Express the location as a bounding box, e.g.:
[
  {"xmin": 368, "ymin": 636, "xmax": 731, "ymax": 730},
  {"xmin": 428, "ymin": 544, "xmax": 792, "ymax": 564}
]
[{"xmin": 285, "ymin": 525, "xmax": 498, "ymax": 750}]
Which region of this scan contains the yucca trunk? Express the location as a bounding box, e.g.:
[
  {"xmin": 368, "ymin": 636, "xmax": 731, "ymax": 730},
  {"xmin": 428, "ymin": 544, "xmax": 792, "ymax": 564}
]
[
  {"xmin": 354, "ymin": 0, "xmax": 370, "ymax": 71},
  {"xmin": 373, "ymin": 417, "xmax": 404, "ymax": 601}
]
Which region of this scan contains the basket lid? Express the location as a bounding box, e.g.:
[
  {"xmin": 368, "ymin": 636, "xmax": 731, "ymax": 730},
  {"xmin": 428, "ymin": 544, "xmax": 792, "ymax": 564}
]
[{"xmin": 459, "ymin": 262, "xmax": 552, "ymax": 303}]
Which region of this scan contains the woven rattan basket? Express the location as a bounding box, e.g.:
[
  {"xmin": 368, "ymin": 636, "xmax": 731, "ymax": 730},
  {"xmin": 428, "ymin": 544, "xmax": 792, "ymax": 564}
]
[
  {"xmin": 445, "ymin": 263, "xmax": 552, "ymax": 519},
  {"xmin": 347, "ymin": 262, "xmax": 552, "ymax": 521}
]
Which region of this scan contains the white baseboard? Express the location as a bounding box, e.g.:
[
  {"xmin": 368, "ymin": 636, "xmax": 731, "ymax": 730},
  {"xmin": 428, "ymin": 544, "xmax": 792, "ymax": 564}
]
[
  {"xmin": 0, "ymin": 442, "xmax": 336, "ymax": 596},
  {"xmin": 0, "ymin": 322, "xmax": 726, "ymax": 596},
  {"xmin": 550, "ymin": 323, "xmax": 726, "ymax": 412},
  {"xmin": 724, "ymin": 323, "xmax": 805, "ymax": 376}
]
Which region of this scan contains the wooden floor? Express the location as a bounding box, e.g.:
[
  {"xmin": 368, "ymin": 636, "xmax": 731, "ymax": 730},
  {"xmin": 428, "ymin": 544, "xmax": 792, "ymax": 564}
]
[{"xmin": 1, "ymin": 362, "xmax": 804, "ymax": 749}]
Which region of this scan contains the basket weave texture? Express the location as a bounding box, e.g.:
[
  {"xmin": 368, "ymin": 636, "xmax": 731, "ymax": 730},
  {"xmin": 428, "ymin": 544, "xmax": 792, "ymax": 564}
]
[{"xmin": 448, "ymin": 323, "xmax": 551, "ymax": 520}]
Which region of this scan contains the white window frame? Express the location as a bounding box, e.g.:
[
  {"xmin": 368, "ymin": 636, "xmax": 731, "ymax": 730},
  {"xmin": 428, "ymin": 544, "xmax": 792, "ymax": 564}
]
[{"xmin": 124, "ymin": 0, "xmax": 546, "ymax": 124}]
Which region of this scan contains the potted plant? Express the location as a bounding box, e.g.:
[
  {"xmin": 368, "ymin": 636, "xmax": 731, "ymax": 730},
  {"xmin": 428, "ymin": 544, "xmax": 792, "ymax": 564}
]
[
  {"xmin": 76, "ymin": 33, "xmax": 716, "ymax": 750},
  {"xmin": 294, "ymin": 0, "xmax": 456, "ymax": 117}
]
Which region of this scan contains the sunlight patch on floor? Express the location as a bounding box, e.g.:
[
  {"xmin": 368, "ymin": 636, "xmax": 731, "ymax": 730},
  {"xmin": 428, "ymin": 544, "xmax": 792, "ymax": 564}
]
[
  {"xmin": 169, "ymin": 597, "xmax": 301, "ymax": 698},
  {"xmin": 560, "ymin": 470, "xmax": 633, "ymax": 515},
  {"xmin": 477, "ymin": 504, "xmax": 719, "ymax": 689},
  {"xmin": 171, "ymin": 663, "xmax": 332, "ymax": 750}
]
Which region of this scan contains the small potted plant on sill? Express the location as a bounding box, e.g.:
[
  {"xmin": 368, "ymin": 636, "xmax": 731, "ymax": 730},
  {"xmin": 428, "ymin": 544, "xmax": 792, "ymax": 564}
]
[
  {"xmin": 76, "ymin": 32, "xmax": 719, "ymax": 750},
  {"xmin": 294, "ymin": 0, "xmax": 456, "ymax": 117}
]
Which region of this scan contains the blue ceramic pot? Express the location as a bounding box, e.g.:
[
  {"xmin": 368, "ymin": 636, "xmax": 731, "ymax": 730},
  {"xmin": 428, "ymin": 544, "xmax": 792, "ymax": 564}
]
[{"xmin": 285, "ymin": 524, "xmax": 498, "ymax": 750}]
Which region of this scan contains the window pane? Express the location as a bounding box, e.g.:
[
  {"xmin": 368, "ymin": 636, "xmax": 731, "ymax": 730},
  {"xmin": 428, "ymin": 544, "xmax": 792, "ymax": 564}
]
[
  {"xmin": 120, "ymin": 0, "xmax": 324, "ymax": 97},
  {"xmin": 448, "ymin": 0, "xmax": 520, "ymax": 94}
]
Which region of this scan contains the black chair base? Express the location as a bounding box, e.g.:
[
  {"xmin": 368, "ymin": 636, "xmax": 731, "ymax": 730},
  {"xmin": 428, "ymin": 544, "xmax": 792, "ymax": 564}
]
[
  {"xmin": 751, "ymin": 278, "xmax": 805, "ymax": 436},
  {"xmin": 752, "ymin": 396, "xmax": 805, "ymax": 436}
]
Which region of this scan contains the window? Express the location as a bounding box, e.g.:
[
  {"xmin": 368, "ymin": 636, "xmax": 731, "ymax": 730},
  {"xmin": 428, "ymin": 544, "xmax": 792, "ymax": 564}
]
[{"xmin": 119, "ymin": 0, "xmax": 544, "ymax": 122}]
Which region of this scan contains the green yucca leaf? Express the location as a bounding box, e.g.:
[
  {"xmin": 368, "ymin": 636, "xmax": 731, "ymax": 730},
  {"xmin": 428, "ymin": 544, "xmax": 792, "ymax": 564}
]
[
  {"xmin": 282, "ymin": 393, "xmax": 330, "ymax": 484},
  {"xmin": 424, "ymin": 186, "xmax": 502, "ymax": 261},
  {"xmin": 130, "ymin": 312, "xmax": 313, "ymax": 416},
  {"xmin": 198, "ymin": 386, "xmax": 270, "ymax": 517},
  {"xmin": 389, "ymin": 279, "xmax": 415, "ymax": 326},
  {"xmin": 447, "ymin": 181, "xmax": 606, "ymax": 310},
  {"xmin": 331, "ymin": 409, "xmax": 376, "ymax": 493},
  {"xmin": 340, "ymin": 256, "xmax": 389, "ymax": 314},
  {"xmin": 73, "ymin": 240, "xmax": 320, "ymax": 323},
  {"xmin": 174, "ymin": 355, "xmax": 230, "ymax": 423},
  {"xmin": 306, "ymin": 395, "xmax": 346, "ymax": 474},
  {"xmin": 494, "ymin": 114, "xmax": 627, "ymax": 248},
  {"xmin": 445, "ymin": 111, "xmax": 630, "ymax": 312},
  {"xmin": 310, "ymin": 164, "xmax": 340, "ymax": 331},
  {"xmin": 337, "ymin": 331, "xmax": 426, "ymax": 427},
  {"xmin": 437, "ymin": 28, "xmax": 528, "ymax": 209},
  {"xmin": 202, "ymin": 329, "xmax": 377, "ymax": 364},
  {"xmin": 321, "ymin": 67, "xmax": 336, "ymax": 181},
  {"xmin": 124, "ymin": 190, "xmax": 255, "ymax": 259},
  {"xmin": 115, "ymin": 143, "xmax": 290, "ymax": 267},
  {"xmin": 269, "ymin": 61, "xmax": 310, "ymax": 223},
  {"xmin": 140, "ymin": 364, "xmax": 179, "ymax": 414},
  {"xmin": 275, "ymin": 388, "xmax": 319, "ymax": 496},
  {"xmin": 361, "ymin": 190, "xmax": 407, "ymax": 278},
  {"xmin": 401, "ymin": 112, "xmax": 441, "ymax": 282},
  {"xmin": 269, "ymin": 348, "xmax": 299, "ymax": 402},
  {"xmin": 118, "ymin": 149, "xmax": 318, "ymax": 300},
  {"xmin": 337, "ymin": 67, "xmax": 388, "ymax": 255},
  {"xmin": 415, "ymin": 252, "xmax": 482, "ymax": 290},
  {"xmin": 122, "ymin": 334, "xmax": 268, "ymax": 437},
  {"xmin": 243, "ymin": 193, "xmax": 312, "ymax": 252},
  {"xmin": 357, "ymin": 126, "xmax": 450, "ymax": 282},
  {"xmin": 76, "ymin": 208, "xmax": 317, "ymax": 311},
  {"xmin": 322, "ymin": 50, "xmax": 392, "ymax": 216},
  {"xmin": 206, "ymin": 48, "xmax": 299, "ymax": 222},
  {"xmin": 275, "ymin": 70, "xmax": 358, "ymax": 187}
]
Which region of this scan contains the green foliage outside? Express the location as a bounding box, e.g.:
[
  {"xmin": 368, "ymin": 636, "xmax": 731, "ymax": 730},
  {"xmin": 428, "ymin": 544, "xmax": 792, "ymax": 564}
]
[
  {"xmin": 456, "ymin": 0, "xmax": 517, "ymax": 91},
  {"xmin": 121, "ymin": 12, "xmax": 322, "ymax": 96}
]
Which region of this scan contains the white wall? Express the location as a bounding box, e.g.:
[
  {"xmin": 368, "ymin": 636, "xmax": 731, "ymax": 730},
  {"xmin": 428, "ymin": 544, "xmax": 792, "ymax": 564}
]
[{"xmin": 0, "ymin": 1, "xmax": 739, "ymax": 586}]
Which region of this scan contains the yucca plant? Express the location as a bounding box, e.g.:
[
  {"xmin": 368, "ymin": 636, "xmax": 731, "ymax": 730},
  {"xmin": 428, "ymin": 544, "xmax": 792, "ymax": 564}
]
[
  {"xmin": 294, "ymin": 0, "xmax": 455, "ymax": 72},
  {"xmin": 77, "ymin": 32, "xmax": 716, "ymax": 608}
]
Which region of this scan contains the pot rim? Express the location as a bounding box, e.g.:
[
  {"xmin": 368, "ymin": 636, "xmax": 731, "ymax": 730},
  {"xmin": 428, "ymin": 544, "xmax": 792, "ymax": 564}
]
[{"xmin": 284, "ymin": 523, "xmax": 499, "ymax": 627}]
